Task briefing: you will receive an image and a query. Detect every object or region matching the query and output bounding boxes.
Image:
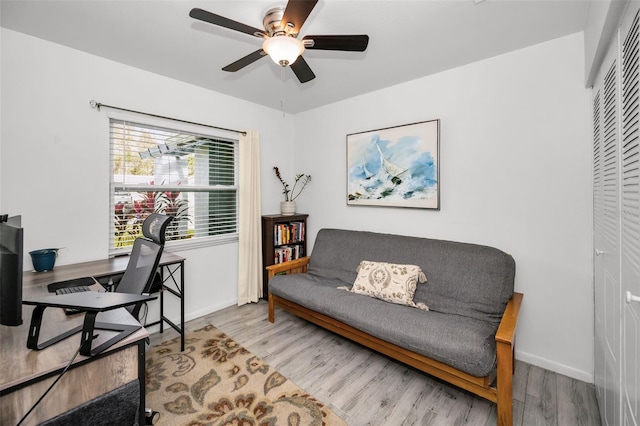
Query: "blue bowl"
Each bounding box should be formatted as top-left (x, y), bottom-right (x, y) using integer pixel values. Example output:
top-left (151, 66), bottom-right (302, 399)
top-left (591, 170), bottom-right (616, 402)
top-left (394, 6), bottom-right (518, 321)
top-left (29, 249), bottom-right (58, 272)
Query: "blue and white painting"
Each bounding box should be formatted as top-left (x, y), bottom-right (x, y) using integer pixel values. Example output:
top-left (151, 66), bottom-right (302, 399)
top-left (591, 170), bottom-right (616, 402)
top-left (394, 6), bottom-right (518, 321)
top-left (347, 120), bottom-right (439, 209)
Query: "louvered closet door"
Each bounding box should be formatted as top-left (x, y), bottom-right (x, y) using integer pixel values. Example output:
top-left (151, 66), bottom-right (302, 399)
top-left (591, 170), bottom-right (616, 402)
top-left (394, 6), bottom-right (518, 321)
top-left (593, 73), bottom-right (606, 416)
top-left (593, 31), bottom-right (622, 426)
top-left (621, 7), bottom-right (640, 425)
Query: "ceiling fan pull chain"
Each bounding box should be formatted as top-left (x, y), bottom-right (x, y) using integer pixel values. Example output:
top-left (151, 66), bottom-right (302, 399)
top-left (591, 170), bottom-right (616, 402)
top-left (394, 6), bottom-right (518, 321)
top-left (281, 67), bottom-right (285, 117)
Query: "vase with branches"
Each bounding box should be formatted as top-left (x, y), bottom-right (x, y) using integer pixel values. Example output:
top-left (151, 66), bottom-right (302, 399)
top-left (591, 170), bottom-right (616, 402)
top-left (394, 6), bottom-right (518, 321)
top-left (273, 167), bottom-right (311, 201)
top-left (274, 167), bottom-right (311, 215)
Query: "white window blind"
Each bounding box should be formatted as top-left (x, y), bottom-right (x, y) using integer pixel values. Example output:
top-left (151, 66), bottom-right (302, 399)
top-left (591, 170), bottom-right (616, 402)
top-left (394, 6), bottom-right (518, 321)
top-left (110, 119), bottom-right (238, 254)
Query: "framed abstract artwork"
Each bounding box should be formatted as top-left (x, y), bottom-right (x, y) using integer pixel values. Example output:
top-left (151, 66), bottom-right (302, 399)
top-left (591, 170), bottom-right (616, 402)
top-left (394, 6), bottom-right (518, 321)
top-left (347, 119), bottom-right (440, 209)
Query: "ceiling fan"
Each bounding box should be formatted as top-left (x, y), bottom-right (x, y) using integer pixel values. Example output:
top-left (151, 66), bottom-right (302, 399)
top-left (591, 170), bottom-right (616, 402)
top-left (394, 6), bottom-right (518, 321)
top-left (189, 0), bottom-right (369, 83)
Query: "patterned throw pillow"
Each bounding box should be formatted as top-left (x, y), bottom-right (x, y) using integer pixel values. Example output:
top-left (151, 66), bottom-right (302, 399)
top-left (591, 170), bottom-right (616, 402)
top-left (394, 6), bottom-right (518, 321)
top-left (339, 261), bottom-right (429, 311)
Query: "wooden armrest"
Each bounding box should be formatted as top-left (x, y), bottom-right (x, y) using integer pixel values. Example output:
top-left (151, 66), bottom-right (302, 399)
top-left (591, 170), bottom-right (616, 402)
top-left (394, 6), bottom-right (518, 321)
top-left (266, 256), bottom-right (311, 280)
top-left (495, 292), bottom-right (523, 345)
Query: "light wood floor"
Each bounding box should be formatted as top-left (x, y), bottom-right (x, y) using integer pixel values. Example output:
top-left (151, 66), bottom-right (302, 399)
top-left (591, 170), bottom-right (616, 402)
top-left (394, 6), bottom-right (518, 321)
top-left (148, 301), bottom-right (601, 426)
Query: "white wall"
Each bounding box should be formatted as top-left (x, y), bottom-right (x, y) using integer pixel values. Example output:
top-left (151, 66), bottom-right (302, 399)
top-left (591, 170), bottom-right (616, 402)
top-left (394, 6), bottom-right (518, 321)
top-left (0, 28), bottom-right (294, 322)
top-left (293, 33), bottom-right (594, 381)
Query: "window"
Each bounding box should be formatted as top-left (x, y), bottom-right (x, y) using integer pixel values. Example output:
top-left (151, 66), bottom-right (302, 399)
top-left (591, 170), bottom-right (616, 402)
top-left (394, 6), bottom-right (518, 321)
top-left (110, 118), bottom-right (238, 253)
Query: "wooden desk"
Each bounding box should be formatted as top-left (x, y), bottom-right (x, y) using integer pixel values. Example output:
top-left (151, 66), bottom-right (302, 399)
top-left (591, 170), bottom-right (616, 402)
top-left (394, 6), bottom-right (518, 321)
top-left (0, 282), bottom-right (147, 425)
top-left (0, 252), bottom-right (185, 425)
top-left (22, 251), bottom-right (186, 350)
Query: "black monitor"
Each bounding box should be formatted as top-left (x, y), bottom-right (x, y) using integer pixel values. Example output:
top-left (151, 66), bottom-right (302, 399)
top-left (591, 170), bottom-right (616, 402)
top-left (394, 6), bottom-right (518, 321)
top-left (0, 215), bottom-right (24, 326)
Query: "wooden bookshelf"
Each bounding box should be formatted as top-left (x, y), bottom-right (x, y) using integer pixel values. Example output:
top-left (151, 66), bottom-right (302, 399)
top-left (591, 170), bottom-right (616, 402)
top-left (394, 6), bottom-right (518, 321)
top-left (261, 213), bottom-right (308, 298)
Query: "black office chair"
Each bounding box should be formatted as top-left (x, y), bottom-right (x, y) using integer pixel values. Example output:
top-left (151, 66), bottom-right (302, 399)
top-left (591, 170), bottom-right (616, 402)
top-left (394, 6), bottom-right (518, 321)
top-left (115, 213), bottom-right (172, 321)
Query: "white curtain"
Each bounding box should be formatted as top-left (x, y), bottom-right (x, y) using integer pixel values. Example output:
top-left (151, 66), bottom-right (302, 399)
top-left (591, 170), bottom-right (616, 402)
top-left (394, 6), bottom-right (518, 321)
top-left (237, 130), bottom-right (263, 305)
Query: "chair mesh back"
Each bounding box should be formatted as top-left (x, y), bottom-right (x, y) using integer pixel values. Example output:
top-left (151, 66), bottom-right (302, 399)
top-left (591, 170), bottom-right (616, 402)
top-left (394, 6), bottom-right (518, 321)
top-left (116, 238), bottom-right (163, 296)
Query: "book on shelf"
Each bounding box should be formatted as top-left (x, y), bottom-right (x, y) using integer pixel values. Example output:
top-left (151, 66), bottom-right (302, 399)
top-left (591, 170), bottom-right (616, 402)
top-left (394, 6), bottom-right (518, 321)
top-left (274, 245), bottom-right (304, 264)
top-left (274, 221), bottom-right (305, 246)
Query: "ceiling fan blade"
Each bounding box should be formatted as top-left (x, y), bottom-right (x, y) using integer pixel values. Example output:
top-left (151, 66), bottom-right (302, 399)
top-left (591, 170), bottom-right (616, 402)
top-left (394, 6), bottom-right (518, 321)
top-left (222, 49), bottom-right (268, 72)
top-left (189, 8), bottom-right (267, 38)
top-left (290, 56), bottom-right (316, 83)
top-left (281, 0), bottom-right (319, 35)
top-left (303, 35), bottom-right (369, 51)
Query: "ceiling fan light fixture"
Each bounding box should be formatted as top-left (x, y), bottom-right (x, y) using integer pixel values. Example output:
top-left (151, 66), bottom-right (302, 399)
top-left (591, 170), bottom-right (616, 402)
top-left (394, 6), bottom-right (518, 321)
top-left (263, 35), bottom-right (305, 67)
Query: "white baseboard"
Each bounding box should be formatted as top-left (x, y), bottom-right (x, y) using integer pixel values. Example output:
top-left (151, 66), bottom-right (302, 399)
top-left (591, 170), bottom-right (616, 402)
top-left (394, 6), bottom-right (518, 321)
top-left (185, 299), bottom-right (237, 322)
top-left (145, 298), bottom-right (237, 336)
top-left (516, 349), bottom-right (594, 383)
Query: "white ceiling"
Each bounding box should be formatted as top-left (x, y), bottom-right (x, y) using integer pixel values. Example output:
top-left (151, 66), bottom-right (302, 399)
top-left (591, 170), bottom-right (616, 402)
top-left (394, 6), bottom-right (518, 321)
top-left (1, 0), bottom-right (589, 114)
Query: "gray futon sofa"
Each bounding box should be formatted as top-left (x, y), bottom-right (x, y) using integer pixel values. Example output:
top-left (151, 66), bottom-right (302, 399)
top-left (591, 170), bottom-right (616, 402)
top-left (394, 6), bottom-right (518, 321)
top-left (267, 228), bottom-right (523, 426)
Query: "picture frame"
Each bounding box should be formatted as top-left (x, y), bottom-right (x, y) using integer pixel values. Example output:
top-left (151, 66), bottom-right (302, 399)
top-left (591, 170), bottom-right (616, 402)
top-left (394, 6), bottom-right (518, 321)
top-left (347, 119), bottom-right (440, 209)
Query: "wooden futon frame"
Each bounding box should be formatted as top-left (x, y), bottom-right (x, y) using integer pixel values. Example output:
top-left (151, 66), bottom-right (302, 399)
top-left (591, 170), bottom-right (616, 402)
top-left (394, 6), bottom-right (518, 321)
top-left (267, 256), bottom-right (523, 426)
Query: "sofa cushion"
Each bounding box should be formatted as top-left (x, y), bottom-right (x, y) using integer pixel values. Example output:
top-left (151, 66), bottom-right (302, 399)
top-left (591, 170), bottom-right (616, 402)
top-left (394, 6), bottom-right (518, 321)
top-left (269, 274), bottom-right (498, 377)
top-left (343, 260), bottom-right (428, 310)
top-left (307, 229), bottom-right (515, 325)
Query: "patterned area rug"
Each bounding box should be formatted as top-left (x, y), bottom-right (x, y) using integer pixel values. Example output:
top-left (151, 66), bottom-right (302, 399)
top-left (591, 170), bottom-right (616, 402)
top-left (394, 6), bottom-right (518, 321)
top-left (145, 324), bottom-right (346, 426)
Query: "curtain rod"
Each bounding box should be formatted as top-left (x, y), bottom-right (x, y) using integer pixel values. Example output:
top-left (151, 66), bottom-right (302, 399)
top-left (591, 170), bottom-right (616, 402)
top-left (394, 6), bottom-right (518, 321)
top-left (89, 100), bottom-right (247, 136)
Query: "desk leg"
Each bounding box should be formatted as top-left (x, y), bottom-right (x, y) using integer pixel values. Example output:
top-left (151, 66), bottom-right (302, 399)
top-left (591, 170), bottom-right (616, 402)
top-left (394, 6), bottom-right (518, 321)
top-left (159, 282), bottom-right (164, 334)
top-left (158, 261), bottom-right (185, 352)
top-left (137, 339), bottom-right (146, 424)
top-left (180, 261), bottom-right (184, 351)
